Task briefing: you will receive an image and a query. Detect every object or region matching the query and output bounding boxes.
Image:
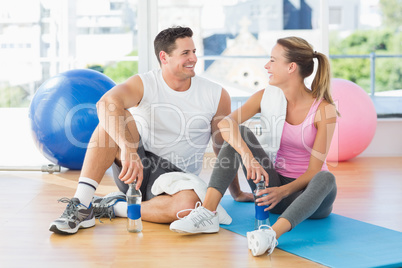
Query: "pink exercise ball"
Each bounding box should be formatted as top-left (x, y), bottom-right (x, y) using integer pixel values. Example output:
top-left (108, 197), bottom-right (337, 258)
top-left (327, 78), bottom-right (377, 162)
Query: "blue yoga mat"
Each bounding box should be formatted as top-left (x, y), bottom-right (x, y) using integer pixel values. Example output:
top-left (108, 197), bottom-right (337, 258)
top-left (220, 195), bottom-right (402, 268)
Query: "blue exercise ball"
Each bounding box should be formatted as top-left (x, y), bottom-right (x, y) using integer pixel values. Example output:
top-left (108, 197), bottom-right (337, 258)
top-left (29, 69), bottom-right (116, 170)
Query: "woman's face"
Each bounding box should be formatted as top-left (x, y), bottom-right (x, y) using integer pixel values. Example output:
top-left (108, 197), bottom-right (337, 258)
top-left (264, 44), bottom-right (292, 87)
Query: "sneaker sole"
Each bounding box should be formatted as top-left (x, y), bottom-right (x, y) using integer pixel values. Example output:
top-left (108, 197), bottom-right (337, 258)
top-left (247, 232), bottom-right (253, 250)
top-left (49, 218), bottom-right (95, 235)
top-left (247, 232), bottom-right (267, 257)
top-left (170, 226), bottom-right (220, 234)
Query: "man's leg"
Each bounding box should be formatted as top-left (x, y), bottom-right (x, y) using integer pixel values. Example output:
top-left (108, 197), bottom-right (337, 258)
top-left (109, 181), bottom-right (201, 223)
top-left (72, 124), bottom-right (121, 207)
top-left (80, 125), bottom-right (119, 183)
top-left (112, 149), bottom-right (201, 223)
top-left (141, 190), bottom-right (200, 223)
top-left (141, 152), bottom-right (201, 222)
top-left (49, 124), bottom-right (119, 234)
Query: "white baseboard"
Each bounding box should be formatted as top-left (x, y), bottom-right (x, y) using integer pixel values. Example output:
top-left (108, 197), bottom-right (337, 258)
top-left (360, 118), bottom-right (402, 157)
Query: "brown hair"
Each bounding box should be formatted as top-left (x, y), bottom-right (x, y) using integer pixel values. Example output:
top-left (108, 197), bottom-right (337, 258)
top-left (277, 36), bottom-right (338, 114)
top-left (154, 26), bottom-right (193, 65)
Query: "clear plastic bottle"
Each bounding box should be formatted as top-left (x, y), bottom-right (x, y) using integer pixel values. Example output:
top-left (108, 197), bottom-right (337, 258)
top-left (254, 176), bottom-right (271, 230)
top-left (126, 182), bottom-right (143, 233)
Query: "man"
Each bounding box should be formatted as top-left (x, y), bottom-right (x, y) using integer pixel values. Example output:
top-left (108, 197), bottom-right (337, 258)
top-left (49, 26), bottom-right (251, 235)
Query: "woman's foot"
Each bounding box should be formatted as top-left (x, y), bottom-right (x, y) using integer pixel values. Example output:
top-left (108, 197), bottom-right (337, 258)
top-left (247, 225), bottom-right (278, 256)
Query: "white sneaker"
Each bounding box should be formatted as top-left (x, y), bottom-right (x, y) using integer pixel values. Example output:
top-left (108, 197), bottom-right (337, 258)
top-left (247, 225), bottom-right (278, 256)
top-left (170, 202), bottom-right (219, 234)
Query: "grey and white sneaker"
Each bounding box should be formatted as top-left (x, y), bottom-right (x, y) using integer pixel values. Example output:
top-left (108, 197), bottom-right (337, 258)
top-left (247, 225), bottom-right (278, 256)
top-left (49, 197), bottom-right (95, 234)
top-left (92, 191), bottom-right (126, 220)
top-left (170, 202), bottom-right (219, 234)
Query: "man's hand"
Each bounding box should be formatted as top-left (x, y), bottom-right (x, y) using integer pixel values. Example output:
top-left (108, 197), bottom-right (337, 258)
top-left (119, 148), bottom-right (143, 189)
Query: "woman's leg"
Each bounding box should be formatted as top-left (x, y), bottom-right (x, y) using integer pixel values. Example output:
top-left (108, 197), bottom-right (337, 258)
top-left (205, 126), bottom-right (282, 210)
top-left (278, 171), bottom-right (337, 230)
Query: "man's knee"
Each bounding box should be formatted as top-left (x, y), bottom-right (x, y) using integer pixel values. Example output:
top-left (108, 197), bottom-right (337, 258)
top-left (172, 190), bottom-right (200, 217)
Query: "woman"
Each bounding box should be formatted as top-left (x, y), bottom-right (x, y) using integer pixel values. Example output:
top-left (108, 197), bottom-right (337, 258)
top-left (170, 36), bottom-right (338, 257)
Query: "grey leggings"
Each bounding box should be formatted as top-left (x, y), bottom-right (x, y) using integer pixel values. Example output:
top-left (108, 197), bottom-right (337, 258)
top-left (208, 125), bottom-right (337, 229)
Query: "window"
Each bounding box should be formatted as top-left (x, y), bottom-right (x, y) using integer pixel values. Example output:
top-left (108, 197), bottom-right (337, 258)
top-left (153, 0), bottom-right (324, 103)
top-left (329, 7), bottom-right (342, 25)
top-left (0, 0), bottom-right (138, 108)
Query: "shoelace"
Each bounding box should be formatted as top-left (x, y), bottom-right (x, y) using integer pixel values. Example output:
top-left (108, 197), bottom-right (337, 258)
top-left (175, 201), bottom-right (215, 228)
top-left (93, 198), bottom-right (115, 223)
top-left (258, 224), bottom-right (272, 230)
top-left (175, 201), bottom-right (202, 220)
top-left (58, 198), bottom-right (79, 219)
top-left (258, 224), bottom-right (278, 255)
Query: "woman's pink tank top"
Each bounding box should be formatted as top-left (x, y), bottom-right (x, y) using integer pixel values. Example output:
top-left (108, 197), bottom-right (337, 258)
top-left (274, 98), bottom-right (329, 178)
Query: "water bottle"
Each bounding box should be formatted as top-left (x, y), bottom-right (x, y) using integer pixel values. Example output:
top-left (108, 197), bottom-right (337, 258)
top-left (254, 176), bottom-right (270, 230)
top-left (126, 182), bottom-right (143, 233)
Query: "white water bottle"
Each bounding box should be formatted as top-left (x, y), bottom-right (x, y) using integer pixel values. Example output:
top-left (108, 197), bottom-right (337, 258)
top-left (126, 182), bottom-right (143, 233)
top-left (254, 177), bottom-right (271, 230)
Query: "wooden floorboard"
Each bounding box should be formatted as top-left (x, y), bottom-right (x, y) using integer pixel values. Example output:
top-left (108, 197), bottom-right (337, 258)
top-left (0, 157), bottom-right (401, 267)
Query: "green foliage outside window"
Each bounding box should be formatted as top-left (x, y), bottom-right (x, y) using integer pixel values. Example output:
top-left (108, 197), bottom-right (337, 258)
top-left (379, 0), bottom-right (402, 31)
top-left (103, 50), bottom-right (139, 84)
top-left (0, 84), bottom-right (30, 107)
top-left (330, 29), bottom-right (402, 93)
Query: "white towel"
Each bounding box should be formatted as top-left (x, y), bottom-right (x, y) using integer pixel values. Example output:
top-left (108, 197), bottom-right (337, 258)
top-left (151, 172), bottom-right (232, 225)
top-left (257, 85), bottom-right (287, 162)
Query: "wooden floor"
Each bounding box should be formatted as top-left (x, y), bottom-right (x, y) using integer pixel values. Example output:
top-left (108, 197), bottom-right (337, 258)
top-left (0, 157), bottom-right (401, 267)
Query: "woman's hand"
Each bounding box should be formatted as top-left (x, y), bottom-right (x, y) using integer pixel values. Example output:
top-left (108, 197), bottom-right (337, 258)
top-left (255, 186), bottom-right (287, 211)
top-left (242, 154), bottom-right (269, 185)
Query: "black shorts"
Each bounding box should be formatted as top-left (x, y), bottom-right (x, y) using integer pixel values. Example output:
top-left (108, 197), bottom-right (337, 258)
top-left (112, 138), bottom-right (182, 201)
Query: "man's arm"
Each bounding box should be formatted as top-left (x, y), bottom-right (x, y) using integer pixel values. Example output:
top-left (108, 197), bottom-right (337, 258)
top-left (96, 75), bottom-right (144, 189)
top-left (211, 88), bottom-right (253, 202)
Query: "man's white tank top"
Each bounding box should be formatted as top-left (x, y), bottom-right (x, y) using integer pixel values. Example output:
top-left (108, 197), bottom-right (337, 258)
top-left (130, 69), bottom-right (222, 175)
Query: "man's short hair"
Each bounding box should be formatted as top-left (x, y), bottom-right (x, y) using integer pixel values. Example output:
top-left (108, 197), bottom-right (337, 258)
top-left (154, 26), bottom-right (193, 65)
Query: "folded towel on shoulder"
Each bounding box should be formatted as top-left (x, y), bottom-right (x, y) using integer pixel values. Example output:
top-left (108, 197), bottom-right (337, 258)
top-left (258, 85), bottom-right (287, 162)
top-left (151, 172), bottom-right (232, 225)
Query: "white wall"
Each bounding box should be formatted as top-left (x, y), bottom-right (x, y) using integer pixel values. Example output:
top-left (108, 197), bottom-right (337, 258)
top-left (360, 119), bottom-right (402, 157)
top-left (0, 109), bottom-right (400, 168)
